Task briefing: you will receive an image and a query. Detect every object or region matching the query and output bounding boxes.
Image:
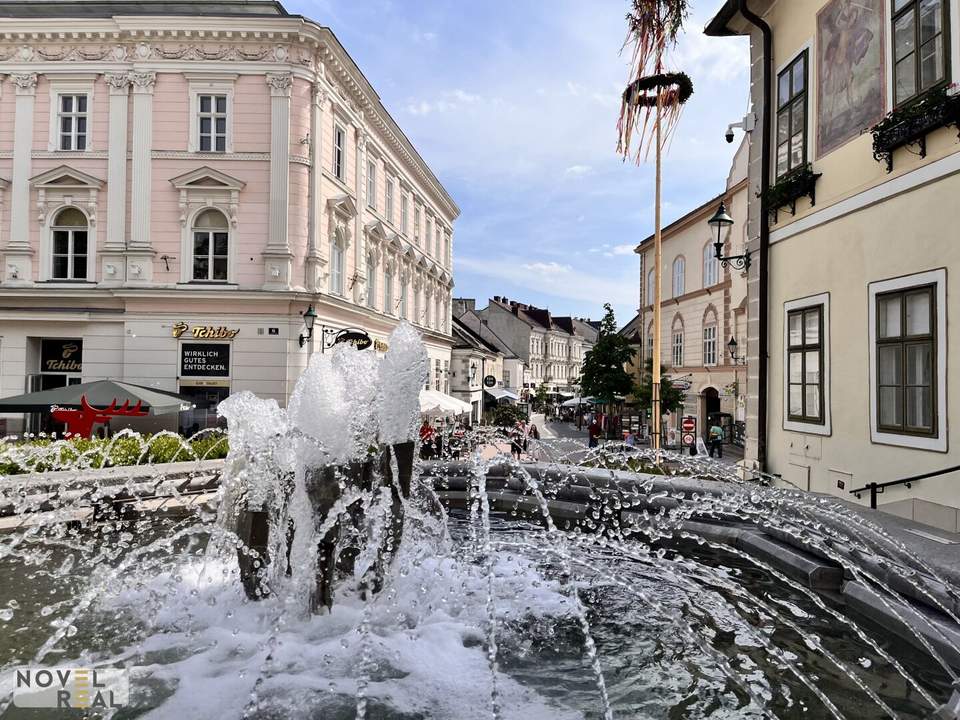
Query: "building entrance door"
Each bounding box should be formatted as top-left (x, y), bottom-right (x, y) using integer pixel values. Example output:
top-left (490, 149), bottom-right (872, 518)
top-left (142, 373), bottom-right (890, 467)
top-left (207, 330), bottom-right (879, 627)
top-left (700, 387), bottom-right (720, 440)
top-left (178, 385), bottom-right (230, 435)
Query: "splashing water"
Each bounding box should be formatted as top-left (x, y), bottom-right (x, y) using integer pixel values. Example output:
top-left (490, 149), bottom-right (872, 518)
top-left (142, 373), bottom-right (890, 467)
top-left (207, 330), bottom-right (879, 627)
top-left (0, 324), bottom-right (957, 719)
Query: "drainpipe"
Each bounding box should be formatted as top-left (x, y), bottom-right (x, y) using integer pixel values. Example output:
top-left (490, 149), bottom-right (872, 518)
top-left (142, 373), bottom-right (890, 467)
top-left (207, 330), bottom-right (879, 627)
top-left (738, 0), bottom-right (771, 471)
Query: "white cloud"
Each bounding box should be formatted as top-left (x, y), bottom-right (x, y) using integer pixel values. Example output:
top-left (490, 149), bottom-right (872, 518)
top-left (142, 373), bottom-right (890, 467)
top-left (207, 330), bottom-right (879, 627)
top-left (564, 164), bottom-right (593, 177)
top-left (611, 244), bottom-right (635, 255)
top-left (521, 261), bottom-right (572, 274)
top-left (405, 89), bottom-right (482, 116)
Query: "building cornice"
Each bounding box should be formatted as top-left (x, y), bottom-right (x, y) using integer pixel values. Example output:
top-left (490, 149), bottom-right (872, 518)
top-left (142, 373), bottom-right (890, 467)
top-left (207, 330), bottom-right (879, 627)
top-left (0, 17), bottom-right (460, 222)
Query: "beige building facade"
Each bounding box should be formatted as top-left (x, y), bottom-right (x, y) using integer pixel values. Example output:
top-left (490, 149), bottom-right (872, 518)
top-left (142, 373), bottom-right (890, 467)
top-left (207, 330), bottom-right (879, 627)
top-left (709, 0), bottom-right (960, 532)
top-left (632, 138), bottom-right (750, 443)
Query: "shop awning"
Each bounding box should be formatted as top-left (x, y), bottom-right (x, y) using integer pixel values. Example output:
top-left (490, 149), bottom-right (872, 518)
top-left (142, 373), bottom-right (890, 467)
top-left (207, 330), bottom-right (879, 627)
top-left (0, 380), bottom-right (194, 415)
top-left (561, 396), bottom-right (595, 408)
top-left (419, 389), bottom-right (472, 416)
top-left (484, 388), bottom-right (519, 402)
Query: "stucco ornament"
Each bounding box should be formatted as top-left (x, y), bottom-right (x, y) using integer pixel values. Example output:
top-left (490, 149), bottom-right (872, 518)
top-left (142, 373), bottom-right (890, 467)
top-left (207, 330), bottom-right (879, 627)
top-left (11, 73), bottom-right (38, 92)
top-left (266, 72), bottom-right (293, 96)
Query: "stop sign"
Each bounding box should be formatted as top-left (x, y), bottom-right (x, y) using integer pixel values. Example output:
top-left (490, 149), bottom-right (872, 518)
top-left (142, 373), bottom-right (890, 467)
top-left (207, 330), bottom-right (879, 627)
top-left (681, 416), bottom-right (696, 432)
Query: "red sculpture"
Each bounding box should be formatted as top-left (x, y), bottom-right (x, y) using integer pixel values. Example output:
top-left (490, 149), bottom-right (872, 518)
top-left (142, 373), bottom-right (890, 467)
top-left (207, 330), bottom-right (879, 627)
top-left (51, 396), bottom-right (149, 438)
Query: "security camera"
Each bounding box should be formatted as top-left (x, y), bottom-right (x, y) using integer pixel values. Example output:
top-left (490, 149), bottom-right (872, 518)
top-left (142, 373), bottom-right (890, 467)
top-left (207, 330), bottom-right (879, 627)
top-left (725, 128), bottom-right (735, 144)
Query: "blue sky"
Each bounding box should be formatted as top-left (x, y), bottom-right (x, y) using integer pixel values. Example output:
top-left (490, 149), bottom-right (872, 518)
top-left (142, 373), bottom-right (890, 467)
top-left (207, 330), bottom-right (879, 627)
top-left (288, 0), bottom-right (750, 326)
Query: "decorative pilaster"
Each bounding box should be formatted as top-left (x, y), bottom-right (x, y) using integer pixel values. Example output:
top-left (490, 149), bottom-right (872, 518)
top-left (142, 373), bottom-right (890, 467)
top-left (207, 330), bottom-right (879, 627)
top-left (127, 71), bottom-right (156, 283)
top-left (263, 72), bottom-right (293, 290)
top-left (6, 73), bottom-right (38, 285)
top-left (102, 72), bottom-right (131, 285)
top-left (353, 126), bottom-right (367, 305)
top-left (305, 83), bottom-right (326, 291)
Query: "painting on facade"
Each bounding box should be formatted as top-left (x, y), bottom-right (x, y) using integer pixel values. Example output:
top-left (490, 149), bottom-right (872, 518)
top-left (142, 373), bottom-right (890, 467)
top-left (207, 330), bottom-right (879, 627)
top-left (816, 0), bottom-right (885, 157)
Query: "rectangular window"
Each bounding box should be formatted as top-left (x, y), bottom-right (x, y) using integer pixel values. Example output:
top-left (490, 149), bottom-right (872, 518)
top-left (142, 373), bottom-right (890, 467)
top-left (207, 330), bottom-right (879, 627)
top-left (703, 325), bottom-right (717, 366)
top-left (333, 124), bottom-right (345, 180)
top-left (385, 179), bottom-right (395, 221)
top-left (52, 228), bottom-right (88, 279)
top-left (787, 305), bottom-right (824, 424)
top-left (329, 241), bottom-right (344, 296)
top-left (192, 230), bottom-right (228, 281)
top-left (776, 51), bottom-right (807, 178)
top-left (384, 269), bottom-right (394, 315)
top-left (445, 233), bottom-right (451, 266)
top-left (703, 243), bottom-right (718, 287)
top-left (401, 193), bottom-right (409, 234)
top-left (435, 226), bottom-right (441, 258)
top-left (58, 94), bottom-right (88, 151)
top-left (426, 216), bottom-right (433, 254)
top-left (198, 95), bottom-right (227, 153)
top-left (435, 359), bottom-right (442, 391)
top-left (400, 280), bottom-right (408, 319)
top-left (367, 161), bottom-right (377, 209)
top-left (672, 330), bottom-right (683, 367)
top-left (414, 208), bottom-right (421, 245)
top-left (876, 284), bottom-right (936, 435)
top-left (893, 0), bottom-right (948, 107)
top-left (366, 257), bottom-right (376, 309)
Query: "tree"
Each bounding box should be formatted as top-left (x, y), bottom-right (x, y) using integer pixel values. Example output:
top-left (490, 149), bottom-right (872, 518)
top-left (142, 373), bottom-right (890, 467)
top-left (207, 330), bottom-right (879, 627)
top-left (492, 403), bottom-right (527, 427)
top-left (578, 304), bottom-right (635, 404)
top-left (635, 357), bottom-right (686, 416)
top-left (533, 384), bottom-right (549, 412)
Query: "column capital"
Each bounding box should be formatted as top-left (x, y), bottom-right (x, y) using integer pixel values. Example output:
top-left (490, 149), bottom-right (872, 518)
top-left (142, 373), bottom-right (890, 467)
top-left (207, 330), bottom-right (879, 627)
top-left (104, 72), bottom-right (132, 96)
top-left (129, 71), bottom-right (156, 94)
top-left (11, 73), bottom-right (38, 96)
top-left (312, 83), bottom-right (328, 107)
top-left (266, 72), bottom-right (292, 97)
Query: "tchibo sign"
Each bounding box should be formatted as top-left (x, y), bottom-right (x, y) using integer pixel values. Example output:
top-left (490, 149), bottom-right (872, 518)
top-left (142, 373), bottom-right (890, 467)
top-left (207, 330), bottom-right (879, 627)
top-left (10, 667), bottom-right (129, 709)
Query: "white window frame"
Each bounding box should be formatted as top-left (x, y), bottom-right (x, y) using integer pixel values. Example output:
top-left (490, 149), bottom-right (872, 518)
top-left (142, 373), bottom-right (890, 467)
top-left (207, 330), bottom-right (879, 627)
top-left (414, 207), bottom-right (421, 245)
top-left (384, 264), bottom-right (394, 315)
top-left (366, 254), bottom-right (377, 309)
top-left (672, 327), bottom-right (684, 367)
top-left (47, 77), bottom-right (96, 152)
top-left (333, 123), bottom-right (346, 181)
top-left (672, 256), bottom-right (685, 297)
top-left (329, 231), bottom-right (346, 296)
top-left (385, 177), bottom-right (395, 223)
top-left (869, 269), bottom-right (946, 451)
top-left (401, 192), bottom-right (409, 235)
top-left (703, 241), bottom-right (718, 287)
top-left (425, 215), bottom-right (433, 254)
top-left (703, 323), bottom-right (717, 366)
top-left (367, 160), bottom-right (377, 210)
top-left (399, 277), bottom-right (408, 319)
top-left (189, 208), bottom-right (232, 283)
top-left (47, 207), bottom-right (92, 281)
top-left (646, 268), bottom-right (655, 305)
top-left (783, 292), bottom-right (832, 436)
top-left (186, 75), bottom-right (237, 154)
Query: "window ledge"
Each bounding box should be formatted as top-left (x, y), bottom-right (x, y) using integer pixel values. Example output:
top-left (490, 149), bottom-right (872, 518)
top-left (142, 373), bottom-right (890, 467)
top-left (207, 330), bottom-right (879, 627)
top-left (176, 282), bottom-right (238, 290)
top-left (39, 280), bottom-right (95, 286)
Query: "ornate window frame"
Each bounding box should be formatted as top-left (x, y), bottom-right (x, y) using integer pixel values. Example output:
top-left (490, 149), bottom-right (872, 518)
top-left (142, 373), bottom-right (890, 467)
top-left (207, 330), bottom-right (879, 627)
top-left (47, 74), bottom-right (96, 153)
top-left (185, 73), bottom-right (238, 154)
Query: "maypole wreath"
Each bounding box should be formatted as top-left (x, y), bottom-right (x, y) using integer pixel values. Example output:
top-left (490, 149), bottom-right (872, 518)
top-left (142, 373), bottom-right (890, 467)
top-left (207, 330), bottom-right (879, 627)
top-left (616, 0), bottom-right (693, 162)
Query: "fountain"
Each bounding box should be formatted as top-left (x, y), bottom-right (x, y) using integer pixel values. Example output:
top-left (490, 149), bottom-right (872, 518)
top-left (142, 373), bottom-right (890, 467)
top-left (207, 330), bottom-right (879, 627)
top-left (0, 323), bottom-right (958, 719)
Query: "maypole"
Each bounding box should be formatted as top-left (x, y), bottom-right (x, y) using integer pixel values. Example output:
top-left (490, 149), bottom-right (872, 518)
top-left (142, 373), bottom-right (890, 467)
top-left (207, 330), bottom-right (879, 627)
top-left (617, 0), bottom-right (692, 461)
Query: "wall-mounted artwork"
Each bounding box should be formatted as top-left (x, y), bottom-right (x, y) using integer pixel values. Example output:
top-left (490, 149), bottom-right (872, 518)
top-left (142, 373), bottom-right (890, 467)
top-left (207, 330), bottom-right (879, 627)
top-left (817, 0), bottom-right (885, 157)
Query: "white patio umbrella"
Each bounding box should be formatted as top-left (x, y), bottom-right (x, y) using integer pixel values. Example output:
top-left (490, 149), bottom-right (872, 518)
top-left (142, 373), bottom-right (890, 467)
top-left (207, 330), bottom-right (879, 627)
top-left (561, 396), bottom-right (594, 408)
top-left (419, 389), bottom-right (472, 416)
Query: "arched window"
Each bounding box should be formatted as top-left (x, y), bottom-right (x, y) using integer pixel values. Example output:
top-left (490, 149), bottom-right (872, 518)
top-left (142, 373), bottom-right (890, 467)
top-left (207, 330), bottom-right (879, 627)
top-left (703, 242), bottom-right (718, 287)
top-left (51, 207), bottom-right (88, 280)
top-left (672, 256), bottom-right (685, 297)
top-left (329, 230), bottom-right (345, 296)
top-left (672, 319), bottom-right (684, 367)
top-left (192, 209), bottom-right (229, 281)
top-left (384, 263), bottom-right (394, 314)
top-left (703, 309), bottom-right (718, 366)
top-left (646, 268), bottom-right (655, 305)
top-left (366, 254), bottom-right (377, 309)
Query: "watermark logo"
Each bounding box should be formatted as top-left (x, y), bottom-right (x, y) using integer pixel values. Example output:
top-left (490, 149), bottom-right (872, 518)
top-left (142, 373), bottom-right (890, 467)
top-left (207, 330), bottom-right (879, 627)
top-left (10, 667), bottom-right (129, 709)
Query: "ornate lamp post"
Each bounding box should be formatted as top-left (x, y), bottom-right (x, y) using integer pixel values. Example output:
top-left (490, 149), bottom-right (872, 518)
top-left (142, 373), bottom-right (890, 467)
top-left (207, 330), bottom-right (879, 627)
top-left (298, 304), bottom-right (318, 348)
top-left (727, 336), bottom-right (746, 364)
top-left (708, 201), bottom-right (751, 271)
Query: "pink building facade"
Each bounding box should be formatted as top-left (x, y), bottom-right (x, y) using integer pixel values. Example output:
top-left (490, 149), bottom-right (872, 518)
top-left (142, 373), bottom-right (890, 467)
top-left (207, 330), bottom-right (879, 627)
top-left (0, 1), bottom-right (458, 434)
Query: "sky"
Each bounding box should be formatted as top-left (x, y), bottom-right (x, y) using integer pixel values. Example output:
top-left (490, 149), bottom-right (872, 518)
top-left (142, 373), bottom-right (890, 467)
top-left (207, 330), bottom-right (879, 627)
top-left (286, 0), bottom-right (751, 326)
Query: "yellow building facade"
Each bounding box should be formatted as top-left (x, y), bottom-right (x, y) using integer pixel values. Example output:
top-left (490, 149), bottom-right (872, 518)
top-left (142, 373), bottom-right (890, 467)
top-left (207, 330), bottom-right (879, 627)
top-left (709, 0), bottom-right (960, 532)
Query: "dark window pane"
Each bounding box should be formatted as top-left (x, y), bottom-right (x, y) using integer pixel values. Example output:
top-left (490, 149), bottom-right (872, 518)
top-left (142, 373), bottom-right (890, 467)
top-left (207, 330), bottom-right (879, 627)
top-left (200, 117), bottom-right (211, 134)
top-left (60, 134), bottom-right (71, 150)
top-left (777, 109), bottom-right (790, 145)
top-left (193, 257), bottom-right (209, 280)
top-left (895, 10), bottom-right (916, 61)
top-left (72, 256), bottom-right (86, 279)
top-left (76, 134), bottom-right (86, 151)
top-left (215, 96), bottom-right (226, 113)
top-left (76, 95), bottom-right (87, 113)
top-left (215, 136), bottom-right (226, 152)
top-left (215, 117), bottom-right (226, 134)
top-left (919, 0), bottom-right (942, 44)
top-left (896, 55), bottom-right (918, 104)
top-left (53, 231), bottom-right (69, 255)
top-left (778, 72), bottom-right (790, 107)
top-left (791, 98), bottom-right (805, 136)
top-left (213, 233), bottom-right (228, 255)
top-left (194, 232), bottom-right (209, 255)
top-left (76, 117), bottom-right (86, 133)
top-left (61, 95), bottom-right (72, 112)
top-left (792, 57), bottom-right (805, 94)
top-left (200, 95), bottom-right (211, 113)
top-left (73, 231), bottom-right (87, 255)
top-left (777, 142), bottom-right (789, 177)
top-left (212, 258), bottom-right (228, 280)
top-left (61, 116), bottom-right (72, 134)
top-left (53, 256), bottom-right (69, 279)
top-left (879, 386), bottom-right (902, 426)
top-left (920, 35), bottom-right (944, 89)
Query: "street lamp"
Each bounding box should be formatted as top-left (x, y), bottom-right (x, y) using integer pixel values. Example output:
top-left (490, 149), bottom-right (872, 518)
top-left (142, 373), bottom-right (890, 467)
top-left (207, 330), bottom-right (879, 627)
top-left (708, 200), bottom-right (751, 271)
top-left (299, 304), bottom-right (318, 347)
top-left (727, 336), bottom-right (746, 365)
top-left (469, 362), bottom-right (477, 383)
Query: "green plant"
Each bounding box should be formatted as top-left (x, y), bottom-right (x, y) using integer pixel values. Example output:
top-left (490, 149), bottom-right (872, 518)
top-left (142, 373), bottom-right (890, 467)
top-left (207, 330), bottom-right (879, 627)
top-left (492, 404), bottom-right (527, 428)
top-left (190, 432), bottom-right (230, 460)
top-left (635, 357), bottom-right (686, 416)
top-left (578, 304), bottom-right (635, 404)
top-left (146, 433), bottom-right (196, 464)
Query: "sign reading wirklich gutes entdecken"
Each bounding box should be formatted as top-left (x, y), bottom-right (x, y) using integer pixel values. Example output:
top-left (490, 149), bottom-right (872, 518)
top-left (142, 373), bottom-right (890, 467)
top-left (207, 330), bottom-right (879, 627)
top-left (180, 344), bottom-right (230, 377)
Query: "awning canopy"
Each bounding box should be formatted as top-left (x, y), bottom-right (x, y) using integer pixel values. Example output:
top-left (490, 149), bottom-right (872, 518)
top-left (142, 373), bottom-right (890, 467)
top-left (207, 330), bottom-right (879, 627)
top-left (561, 396), bottom-right (595, 408)
top-left (484, 387), bottom-right (519, 402)
top-left (419, 389), bottom-right (472, 416)
top-left (0, 380), bottom-right (194, 415)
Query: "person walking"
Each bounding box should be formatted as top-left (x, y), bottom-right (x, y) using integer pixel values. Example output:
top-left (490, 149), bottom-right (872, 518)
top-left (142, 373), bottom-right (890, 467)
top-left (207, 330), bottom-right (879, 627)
top-left (419, 419), bottom-right (436, 460)
top-left (510, 420), bottom-right (525, 460)
top-left (708, 422), bottom-right (724, 459)
top-left (588, 418), bottom-right (601, 448)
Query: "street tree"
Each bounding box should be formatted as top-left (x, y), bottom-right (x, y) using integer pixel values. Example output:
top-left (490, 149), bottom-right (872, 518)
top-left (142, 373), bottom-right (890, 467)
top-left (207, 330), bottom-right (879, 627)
top-left (578, 304), bottom-right (635, 404)
top-left (635, 357), bottom-right (686, 416)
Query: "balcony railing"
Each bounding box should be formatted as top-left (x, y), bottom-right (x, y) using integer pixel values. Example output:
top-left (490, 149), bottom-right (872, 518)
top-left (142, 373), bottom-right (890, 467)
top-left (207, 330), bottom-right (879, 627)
top-left (872, 88), bottom-right (960, 172)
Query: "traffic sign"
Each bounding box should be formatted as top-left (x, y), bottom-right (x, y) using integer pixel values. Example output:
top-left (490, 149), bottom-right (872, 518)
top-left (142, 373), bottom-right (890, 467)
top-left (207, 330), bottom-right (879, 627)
top-left (681, 432), bottom-right (695, 447)
top-left (681, 416), bottom-right (696, 432)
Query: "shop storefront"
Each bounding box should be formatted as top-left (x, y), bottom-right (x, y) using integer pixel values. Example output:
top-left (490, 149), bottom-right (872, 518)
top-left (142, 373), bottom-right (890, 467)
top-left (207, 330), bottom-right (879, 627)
top-left (178, 341), bottom-right (232, 434)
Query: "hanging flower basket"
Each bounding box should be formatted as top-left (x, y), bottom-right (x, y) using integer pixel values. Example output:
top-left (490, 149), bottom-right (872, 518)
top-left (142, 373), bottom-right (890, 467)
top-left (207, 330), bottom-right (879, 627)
top-left (622, 71), bottom-right (693, 108)
top-left (871, 86), bottom-right (960, 172)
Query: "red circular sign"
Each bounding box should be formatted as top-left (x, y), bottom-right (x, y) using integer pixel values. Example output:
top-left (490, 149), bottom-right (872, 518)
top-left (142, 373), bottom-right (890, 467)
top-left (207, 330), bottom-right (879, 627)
top-left (681, 417), bottom-right (695, 432)
top-left (682, 432), bottom-right (695, 446)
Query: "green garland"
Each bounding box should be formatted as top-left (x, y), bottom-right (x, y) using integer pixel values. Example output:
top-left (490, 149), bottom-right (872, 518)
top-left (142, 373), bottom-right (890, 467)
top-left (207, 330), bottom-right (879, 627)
top-left (622, 71), bottom-right (693, 108)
